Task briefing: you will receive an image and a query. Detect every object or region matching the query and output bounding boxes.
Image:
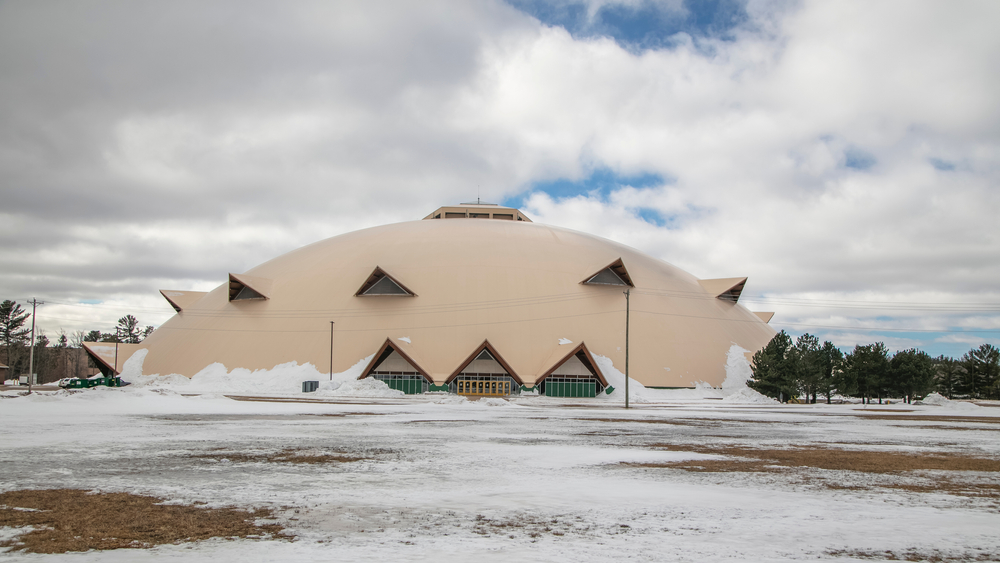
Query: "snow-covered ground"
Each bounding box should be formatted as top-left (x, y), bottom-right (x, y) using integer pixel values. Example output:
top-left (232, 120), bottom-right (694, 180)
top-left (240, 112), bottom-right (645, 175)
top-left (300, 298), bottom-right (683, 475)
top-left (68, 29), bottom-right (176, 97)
top-left (1, 381), bottom-right (998, 562)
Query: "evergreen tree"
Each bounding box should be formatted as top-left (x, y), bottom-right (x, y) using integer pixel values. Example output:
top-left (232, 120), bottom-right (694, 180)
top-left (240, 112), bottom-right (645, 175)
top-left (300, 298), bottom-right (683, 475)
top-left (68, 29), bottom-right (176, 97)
top-left (791, 333), bottom-right (822, 403)
top-left (84, 330), bottom-right (101, 342)
top-left (844, 343), bottom-right (889, 404)
top-left (1, 300), bottom-right (31, 375)
top-left (117, 315), bottom-right (141, 344)
top-left (817, 341), bottom-right (844, 404)
top-left (749, 330), bottom-right (797, 401)
top-left (931, 356), bottom-right (964, 398)
top-left (889, 348), bottom-right (934, 403)
top-left (964, 344), bottom-right (1000, 400)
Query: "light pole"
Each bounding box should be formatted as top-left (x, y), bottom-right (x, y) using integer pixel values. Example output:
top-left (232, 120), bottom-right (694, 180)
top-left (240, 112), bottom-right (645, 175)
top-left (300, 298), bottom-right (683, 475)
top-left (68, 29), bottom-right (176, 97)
top-left (27, 298), bottom-right (42, 392)
top-left (624, 288), bottom-right (630, 409)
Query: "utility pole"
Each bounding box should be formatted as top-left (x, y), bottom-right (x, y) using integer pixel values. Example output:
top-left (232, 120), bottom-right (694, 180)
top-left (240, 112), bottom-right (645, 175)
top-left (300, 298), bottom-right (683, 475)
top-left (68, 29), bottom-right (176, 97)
top-left (27, 298), bottom-right (43, 392)
top-left (114, 327), bottom-right (120, 378)
top-left (329, 322), bottom-right (335, 381)
top-left (624, 289), bottom-right (630, 409)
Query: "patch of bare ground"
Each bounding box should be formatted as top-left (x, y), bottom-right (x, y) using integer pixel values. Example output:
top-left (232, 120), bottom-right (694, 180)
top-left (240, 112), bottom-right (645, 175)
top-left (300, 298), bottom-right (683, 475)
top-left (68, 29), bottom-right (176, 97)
top-left (854, 409), bottom-right (917, 412)
top-left (0, 489), bottom-right (285, 554)
top-left (826, 548), bottom-right (1000, 561)
top-left (578, 417), bottom-right (786, 426)
top-left (885, 480), bottom-right (1000, 498)
top-left (405, 419), bottom-right (478, 424)
top-left (848, 415), bottom-right (1000, 424)
top-left (195, 448), bottom-right (368, 464)
top-left (632, 444), bottom-right (1000, 473)
top-left (471, 514), bottom-right (592, 540)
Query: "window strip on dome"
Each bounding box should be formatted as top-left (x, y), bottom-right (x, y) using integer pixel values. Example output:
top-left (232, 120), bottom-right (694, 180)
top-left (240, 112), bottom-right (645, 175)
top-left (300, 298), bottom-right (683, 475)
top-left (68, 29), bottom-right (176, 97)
top-left (355, 267), bottom-right (416, 297)
top-left (581, 258), bottom-right (634, 287)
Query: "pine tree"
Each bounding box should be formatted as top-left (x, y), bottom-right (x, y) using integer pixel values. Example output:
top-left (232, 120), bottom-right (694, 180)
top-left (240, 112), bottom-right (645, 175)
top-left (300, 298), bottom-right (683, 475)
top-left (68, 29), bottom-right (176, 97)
top-left (1, 300), bottom-right (31, 374)
top-left (889, 348), bottom-right (934, 403)
top-left (749, 330), bottom-right (797, 401)
top-left (844, 343), bottom-right (889, 404)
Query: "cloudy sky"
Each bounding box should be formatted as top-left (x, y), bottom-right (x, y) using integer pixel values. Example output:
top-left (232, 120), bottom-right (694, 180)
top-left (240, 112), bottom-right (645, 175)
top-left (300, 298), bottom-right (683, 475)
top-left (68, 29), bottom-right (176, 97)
top-left (1, 0), bottom-right (998, 357)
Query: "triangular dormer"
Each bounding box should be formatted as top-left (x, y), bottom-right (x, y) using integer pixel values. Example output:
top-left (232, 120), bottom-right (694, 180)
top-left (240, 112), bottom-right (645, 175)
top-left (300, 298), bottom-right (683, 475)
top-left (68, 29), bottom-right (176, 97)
top-left (446, 340), bottom-right (523, 385)
top-left (360, 338), bottom-right (431, 381)
top-left (159, 290), bottom-right (207, 312)
top-left (581, 258), bottom-right (634, 287)
top-left (539, 342), bottom-right (608, 387)
top-left (228, 274), bottom-right (272, 302)
top-left (356, 267), bottom-right (416, 297)
top-left (698, 277), bottom-right (747, 303)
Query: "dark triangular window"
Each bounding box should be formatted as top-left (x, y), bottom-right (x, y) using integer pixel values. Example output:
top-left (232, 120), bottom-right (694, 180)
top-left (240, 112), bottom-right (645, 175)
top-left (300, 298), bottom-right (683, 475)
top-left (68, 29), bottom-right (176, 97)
top-left (586, 268), bottom-right (628, 286)
top-left (364, 276), bottom-right (408, 295)
top-left (233, 286), bottom-right (265, 301)
top-left (582, 259), bottom-right (634, 287)
top-left (356, 267), bottom-right (416, 297)
top-left (475, 349), bottom-right (494, 362)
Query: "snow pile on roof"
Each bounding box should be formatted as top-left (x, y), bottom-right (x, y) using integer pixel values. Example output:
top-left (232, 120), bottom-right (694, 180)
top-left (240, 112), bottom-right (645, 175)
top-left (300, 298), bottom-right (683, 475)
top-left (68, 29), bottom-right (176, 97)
top-left (919, 392), bottom-right (980, 410)
top-left (722, 387), bottom-right (779, 404)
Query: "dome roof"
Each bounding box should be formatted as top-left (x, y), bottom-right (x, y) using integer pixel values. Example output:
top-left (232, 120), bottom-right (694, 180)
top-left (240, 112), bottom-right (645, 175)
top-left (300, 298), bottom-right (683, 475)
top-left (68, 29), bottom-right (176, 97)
top-left (136, 209), bottom-right (775, 387)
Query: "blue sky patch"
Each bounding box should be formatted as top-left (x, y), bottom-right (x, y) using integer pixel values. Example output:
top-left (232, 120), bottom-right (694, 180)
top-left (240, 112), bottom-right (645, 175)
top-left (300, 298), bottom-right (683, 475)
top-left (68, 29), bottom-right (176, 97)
top-left (504, 167), bottom-right (666, 208)
top-left (506, 0), bottom-right (750, 51)
top-left (929, 158), bottom-right (956, 171)
top-left (78, 299), bottom-right (103, 305)
top-left (844, 146), bottom-right (876, 170)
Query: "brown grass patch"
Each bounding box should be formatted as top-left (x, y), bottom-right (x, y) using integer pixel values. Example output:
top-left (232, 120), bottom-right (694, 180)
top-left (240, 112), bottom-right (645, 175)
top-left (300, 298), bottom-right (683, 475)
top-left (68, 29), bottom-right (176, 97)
top-left (0, 489), bottom-right (284, 554)
top-left (848, 415), bottom-right (1000, 424)
top-left (826, 548), bottom-right (1000, 561)
top-left (638, 444), bottom-right (1000, 473)
top-left (885, 480), bottom-right (1000, 498)
top-left (196, 449), bottom-right (366, 465)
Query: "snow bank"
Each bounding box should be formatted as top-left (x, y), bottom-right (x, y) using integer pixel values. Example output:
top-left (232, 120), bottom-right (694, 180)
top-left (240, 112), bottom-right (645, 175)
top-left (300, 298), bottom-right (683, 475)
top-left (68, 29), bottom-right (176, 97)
top-left (721, 387), bottom-right (779, 404)
top-left (721, 343), bottom-right (752, 390)
top-left (919, 392), bottom-right (980, 410)
top-left (314, 377), bottom-right (404, 398)
top-left (126, 351), bottom-right (381, 396)
top-left (592, 353), bottom-right (653, 403)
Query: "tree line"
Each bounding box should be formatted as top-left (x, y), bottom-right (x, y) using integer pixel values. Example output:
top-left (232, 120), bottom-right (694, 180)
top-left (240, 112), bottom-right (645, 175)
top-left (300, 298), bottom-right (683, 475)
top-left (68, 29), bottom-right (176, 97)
top-left (1, 299), bottom-right (154, 382)
top-left (749, 330), bottom-right (1000, 404)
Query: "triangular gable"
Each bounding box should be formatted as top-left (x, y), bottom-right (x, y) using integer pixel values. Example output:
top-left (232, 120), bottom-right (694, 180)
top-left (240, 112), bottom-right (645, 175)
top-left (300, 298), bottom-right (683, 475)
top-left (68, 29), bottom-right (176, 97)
top-left (159, 290), bottom-right (207, 313)
top-left (537, 342), bottom-right (608, 387)
top-left (446, 340), bottom-right (523, 385)
top-left (754, 312), bottom-right (774, 324)
top-left (355, 267), bottom-right (416, 296)
top-left (82, 342), bottom-right (144, 375)
top-left (581, 258), bottom-right (634, 287)
top-left (360, 338), bottom-right (431, 382)
top-left (229, 273), bottom-right (272, 301)
top-left (698, 277), bottom-right (747, 303)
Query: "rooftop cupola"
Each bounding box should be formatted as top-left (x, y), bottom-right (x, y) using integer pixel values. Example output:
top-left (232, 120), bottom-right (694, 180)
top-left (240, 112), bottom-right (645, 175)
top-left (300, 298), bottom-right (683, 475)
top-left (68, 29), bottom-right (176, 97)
top-left (424, 201), bottom-right (531, 222)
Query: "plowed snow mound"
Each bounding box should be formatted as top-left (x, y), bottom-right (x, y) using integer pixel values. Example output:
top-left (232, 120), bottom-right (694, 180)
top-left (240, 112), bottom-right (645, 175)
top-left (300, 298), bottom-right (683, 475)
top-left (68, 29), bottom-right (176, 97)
top-left (919, 392), bottom-right (980, 410)
top-left (722, 387), bottom-right (778, 404)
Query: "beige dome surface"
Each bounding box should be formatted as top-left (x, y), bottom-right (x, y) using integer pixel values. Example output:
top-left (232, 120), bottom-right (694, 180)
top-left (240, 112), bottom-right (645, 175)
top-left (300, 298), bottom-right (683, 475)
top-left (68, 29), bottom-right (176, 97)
top-left (136, 214), bottom-right (775, 387)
